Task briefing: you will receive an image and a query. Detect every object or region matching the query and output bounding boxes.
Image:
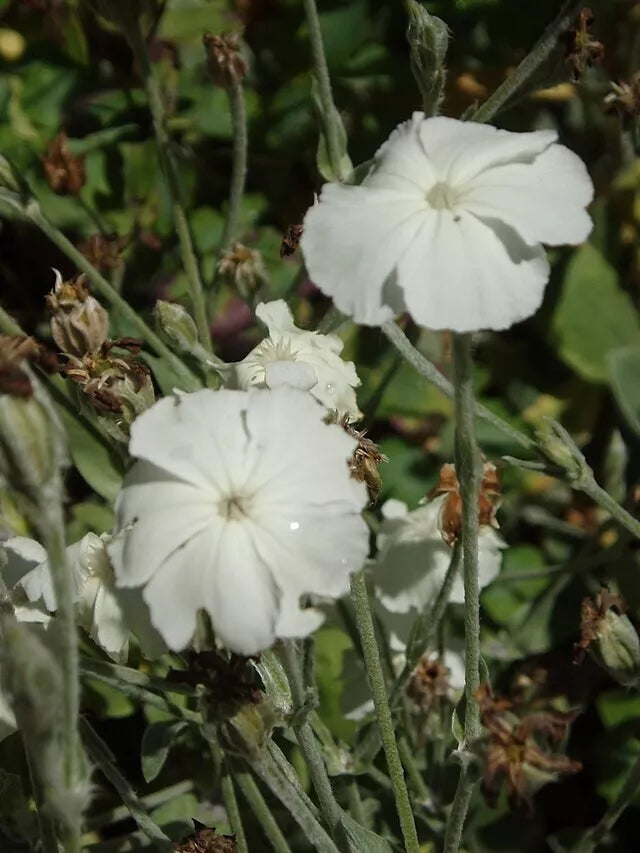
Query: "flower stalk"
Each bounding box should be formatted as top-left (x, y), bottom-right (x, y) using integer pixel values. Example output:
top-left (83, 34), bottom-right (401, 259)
top-left (221, 79), bottom-right (248, 250)
top-left (349, 570), bottom-right (420, 853)
top-left (235, 768), bottom-right (293, 853)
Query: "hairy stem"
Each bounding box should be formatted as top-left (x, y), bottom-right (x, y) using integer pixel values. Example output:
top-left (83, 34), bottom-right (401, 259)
top-left (24, 744), bottom-right (59, 853)
top-left (235, 769), bottom-right (292, 853)
top-left (211, 740), bottom-right (248, 853)
top-left (580, 476), bottom-right (640, 542)
top-left (220, 79), bottom-right (248, 249)
top-left (443, 333), bottom-right (482, 853)
top-left (350, 570), bottom-right (420, 853)
top-left (472, 0), bottom-right (584, 123)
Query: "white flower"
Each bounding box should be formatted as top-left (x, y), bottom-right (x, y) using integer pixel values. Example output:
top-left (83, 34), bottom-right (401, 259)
top-left (2, 533), bottom-right (130, 660)
top-left (217, 300), bottom-right (361, 419)
top-left (301, 114), bottom-right (594, 332)
top-left (372, 496), bottom-right (505, 614)
top-left (108, 386), bottom-right (369, 655)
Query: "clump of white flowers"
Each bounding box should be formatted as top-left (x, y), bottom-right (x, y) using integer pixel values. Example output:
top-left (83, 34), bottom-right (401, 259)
top-left (108, 386), bottom-right (370, 655)
top-left (217, 300), bottom-right (361, 418)
top-left (301, 113), bottom-right (594, 332)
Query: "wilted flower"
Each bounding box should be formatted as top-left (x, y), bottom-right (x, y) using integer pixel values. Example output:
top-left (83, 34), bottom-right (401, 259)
top-left (109, 387), bottom-right (369, 655)
top-left (477, 683), bottom-right (582, 809)
top-left (3, 533), bottom-right (130, 660)
top-left (604, 73), bottom-right (640, 118)
top-left (203, 32), bottom-right (247, 87)
top-left (429, 460), bottom-right (501, 545)
top-left (41, 131), bottom-right (85, 196)
top-left (46, 270), bottom-right (110, 357)
top-left (217, 300), bottom-right (361, 419)
top-left (372, 495), bottom-right (504, 614)
top-left (301, 114), bottom-right (593, 332)
top-left (564, 8), bottom-right (604, 81)
top-left (330, 413), bottom-right (386, 503)
top-left (575, 587), bottom-right (640, 687)
top-left (77, 234), bottom-right (125, 272)
top-left (217, 243), bottom-right (268, 300)
top-left (175, 822), bottom-right (237, 853)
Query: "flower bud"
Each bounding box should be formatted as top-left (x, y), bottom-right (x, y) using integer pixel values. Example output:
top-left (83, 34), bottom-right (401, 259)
top-left (203, 32), bottom-right (247, 88)
top-left (46, 270), bottom-right (110, 357)
top-left (577, 589), bottom-right (640, 687)
top-left (154, 300), bottom-right (199, 355)
top-left (406, 0), bottom-right (449, 116)
top-left (217, 243), bottom-right (268, 300)
top-left (41, 132), bottom-right (85, 196)
top-left (536, 418), bottom-right (589, 483)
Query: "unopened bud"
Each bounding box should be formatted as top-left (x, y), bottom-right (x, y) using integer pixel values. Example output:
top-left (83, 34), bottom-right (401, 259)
top-left (576, 588), bottom-right (640, 687)
top-left (154, 300), bottom-right (199, 355)
top-left (406, 0), bottom-right (449, 116)
top-left (217, 243), bottom-right (268, 300)
top-left (203, 32), bottom-right (247, 88)
top-left (46, 270), bottom-right (110, 357)
top-left (41, 132), bottom-right (85, 196)
top-left (536, 418), bottom-right (589, 483)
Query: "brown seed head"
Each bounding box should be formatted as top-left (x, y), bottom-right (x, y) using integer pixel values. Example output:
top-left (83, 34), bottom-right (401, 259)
top-left (604, 73), bottom-right (640, 118)
top-left (574, 586), bottom-right (627, 663)
top-left (406, 655), bottom-right (451, 713)
top-left (565, 8), bottom-right (604, 81)
top-left (42, 132), bottom-right (86, 196)
top-left (217, 243), bottom-right (267, 299)
top-left (203, 32), bottom-right (247, 88)
top-left (78, 234), bottom-right (126, 271)
top-left (175, 823), bottom-right (237, 853)
top-left (46, 271), bottom-right (109, 357)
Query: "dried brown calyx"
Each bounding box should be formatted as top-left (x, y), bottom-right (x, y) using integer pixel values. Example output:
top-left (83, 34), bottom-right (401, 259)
top-left (42, 131), bottom-right (86, 196)
top-left (428, 460), bottom-right (501, 545)
top-left (565, 8), bottom-right (604, 81)
top-left (203, 32), bottom-right (247, 88)
top-left (330, 413), bottom-right (386, 503)
top-left (175, 822), bottom-right (236, 853)
top-left (604, 73), bottom-right (640, 119)
top-left (78, 234), bottom-right (126, 272)
top-left (0, 335), bottom-right (40, 397)
top-left (406, 655), bottom-right (451, 714)
top-left (167, 650), bottom-right (262, 719)
top-left (46, 271), bottom-right (110, 357)
top-left (217, 243), bottom-right (267, 299)
top-left (476, 683), bottom-right (582, 810)
top-left (575, 586), bottom-right (627, 664)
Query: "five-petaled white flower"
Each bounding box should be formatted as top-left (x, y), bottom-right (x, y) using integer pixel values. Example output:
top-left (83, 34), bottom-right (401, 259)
top-left (301, 114), bottom-right (594, 332)
top-left (108, 386), bottom-right (369, 655)
top-left (217, 300), bottom-right (361, 419)
top-left (372, 496), bottom-right (505, 614)
top-left (2, 533), bottom-right (130, 661)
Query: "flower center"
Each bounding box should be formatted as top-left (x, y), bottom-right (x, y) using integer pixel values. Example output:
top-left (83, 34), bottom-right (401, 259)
top-left (220, 494), bottom-right (251, 520)
top-left (258, 338), bottom-right (296, 363)
top-left (426, 181), bottom-right (458, 211)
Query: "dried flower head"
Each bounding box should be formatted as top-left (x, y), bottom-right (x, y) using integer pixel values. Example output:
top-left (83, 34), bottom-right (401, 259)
top-left (406, 655), bottom-right (451, 713)
top-left (0, 336), bottom-right (39, 397)
top-left (331, 413), bottom-right (386, 503)
top-left (41, 132), bottom-right (85, 196)
top-left (78, 234), bottom-right (126, 272)
top-left (167, 651), bottom-right (262, 719)
top-left (565, 8), bottom-right (604, 81)
top-left (280, 224), bottom-right (303, 258)
top-left (604, 73), bottom-right (640, 118)
top-left (428, 460), bottom-right (501, 545)
top-left (575, 586), bottom-right (640, 686)
top-left (175, 822), bottom-right (237, 853)
top-left (477, 683), bottom-right (582, 810)
top-left (203, 32), bottom-right (247, 87)
top-left (46, 270), bottom-right (110, 357)
top-left (217, 243), bottom-right (267, 299)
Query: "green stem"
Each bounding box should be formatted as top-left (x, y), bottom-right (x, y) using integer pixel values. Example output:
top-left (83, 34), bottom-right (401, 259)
top-left (571, 753), bottom-right (640, 853)
top-left (302, 0), bottom-right (347, 179)
top-left (381, 320), bottom-right (535, 453)
top-left (346, 778), bottom-right (367, 828)
top-left (235, 768), bottom-right (293, 853)
top-left (442, 333), bottom-right (482, 853)
top-left (125, 21), bottom-right (212, 352)
top-left (580, 476), bottom-right (640, 542)
top-left (0, 304), bottom-right (22, 336)
top-left (471, 0), bottom-right (584, 123)
top-left (211, 740), bottom-right (248, 853)
top-left (220, 79), bottom-right (248, 249)
top-left (282, 641), bottom-right (344, 842)
top-left (397, 734), bottom-right (430, 803)
top-left (79, 718), bottom-right (173, 852)
top-left (350, 570), bottom-right (420, 853)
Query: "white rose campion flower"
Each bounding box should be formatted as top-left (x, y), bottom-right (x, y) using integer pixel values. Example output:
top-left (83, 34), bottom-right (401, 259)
top-left (108, 386), bottom-right (369, 655)
top-left (2, 533), bottom-right (130, 660)
top-left (217, 300), bottom-right (361, 419)
top-left (301, 113), bottom-right (594, 332)
top-left (372, 495), bottom-right (505, 614)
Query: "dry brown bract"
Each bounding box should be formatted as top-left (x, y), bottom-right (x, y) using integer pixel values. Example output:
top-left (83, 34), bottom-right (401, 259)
top-left (604, 73), bottom-right (640, 118)
top-left (78, 234), bottom-right (126, 271)
top-left (331, 413), bottom-right (386, 503)
top-left (565, 8), bottom-right (604, 81)
top-left (428, 461), bottom-right (501, 545)
top-left (477, 683), bottom-right (582, 810)
top-left (175, 823), bottom-right (236, 853)
top-left (203, 32), bottom-right (247, 88)
top-left (574, 586), bottom-right (627, 663)
top-left (63, 340), bottom-right (148, 414)
top-left (406, 656), bottom-right (451, 714)
top-left (42, 131), bottom-right (86, 196)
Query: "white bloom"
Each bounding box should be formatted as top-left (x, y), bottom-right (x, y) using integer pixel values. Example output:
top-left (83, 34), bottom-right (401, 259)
top-left (109, 386), bottom-right (369, 655)
top-left (2, 533), bottom-right (130, 660)
top-left (301, 114), bottom-right (594, 332)
top-left (218, 300), bottom-right (361, 419)
top-left (372, 496), bottom-right (505, 614)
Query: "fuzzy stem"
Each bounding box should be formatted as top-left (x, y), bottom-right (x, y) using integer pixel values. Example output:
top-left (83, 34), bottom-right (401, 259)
top-left (579, 477), bottom-right (640, 542)
top-left (235, 769), bottom-right (293, 853)
top-left (282, 641), bottom-right (344, 842)
top-left (220, 79), bottom-right (248, 249)
top-left (79, 718), bottom-right (173, 852)
top-left (346, 779), bottom-right (367, 828)
top-left (571, 753), bottom-right (640, 853)
top-left (211, 740), bottom-right (248, 853)
top-left (442, 333), bottom-right (482, 853)
top-left (125, 21), bottom-right (212, 352)
top-left (24, 744), bottom-right (59, 853)
top-left (471, 0), bottom-right (584, 123)
top-left (397, 734), bottom-right (430, 803)
top-left (350, 570), bottom-right (420, 853)
top-left (302, 0), bottom-right (346, 178)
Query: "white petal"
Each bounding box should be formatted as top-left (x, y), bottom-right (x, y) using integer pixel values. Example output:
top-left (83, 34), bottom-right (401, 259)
top-left (301, 185), bottom-right (427, 326)
top-left (263, 360), bottom-right (318, 391)
top-left (397, 209), bottom-right (550, 332)
top-left (417, 117), bottom-right (557, 186)
top-left (255, 300), bottom-right (297, 332)
top-left (2, 537), bottom-right (46, 588)
top-left (204, 522), bottom-right (278, 655)
top-left (91, 584), bottom-right (129, 660)
top-left (460, 142), bottom-right (594, 246)
top-left (365, 111), bottom-right (438, 192)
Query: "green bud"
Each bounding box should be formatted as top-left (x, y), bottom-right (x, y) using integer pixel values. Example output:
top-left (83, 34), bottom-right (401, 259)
top-left (535, 418), bottom-right (590, 483)
top-left (225, 700), bottom-right (277, 759)
top-left (592, 608), bottom-right (640, 688)
top-left (406, 0), bottom-right (450, 116)
top-left (154, 300), bottom-right (199, 355)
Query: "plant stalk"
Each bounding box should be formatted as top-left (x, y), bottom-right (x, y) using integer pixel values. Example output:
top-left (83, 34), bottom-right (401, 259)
top-left (235, 768), bottom-right (293, 853)
top-left (220, 79), bottom-right (248, 249)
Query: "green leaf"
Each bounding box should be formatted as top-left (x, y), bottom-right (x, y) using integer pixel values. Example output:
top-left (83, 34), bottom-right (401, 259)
top-left (608, 345), bottom-right (640, 436)
top-left (552, 244), bottom-right (640, 383)
top-left (597, 689), bottom-right (640, 729)
top-left (0, 769), bottom-right (38, 845)
top-left (141, 720), bottom-right (187, 783)
top-left (341, 812), bottom-right (395, 852)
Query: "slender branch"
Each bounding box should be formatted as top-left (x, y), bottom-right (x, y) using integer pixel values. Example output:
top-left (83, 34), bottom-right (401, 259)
top-left (397, 734), bottom-right (430, 803)
top-left (0, 304), bottom-right (22, 336)
top-left (302, 0), bottom-right (347, 179)
top-left (570, 753), bottom-right (640, 853)
top-left (471, 0), bottom-right (583, 123)
top-left (124, 21), bottom-right (212, 352)
top-left (282, 641), bottom-right (344, 842)
top-left (580, 476), bottom-right (640, 542)
top-left (442, 333), bottom-right (482, 853)
top-left (220, 79), bottom-right (248, 249)
top-left (235, 768), bottom-right (292, 853)
top-left (346, 779), bottom-right (367, 828)
top-left (350, 570), bottom-right (420, 853)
